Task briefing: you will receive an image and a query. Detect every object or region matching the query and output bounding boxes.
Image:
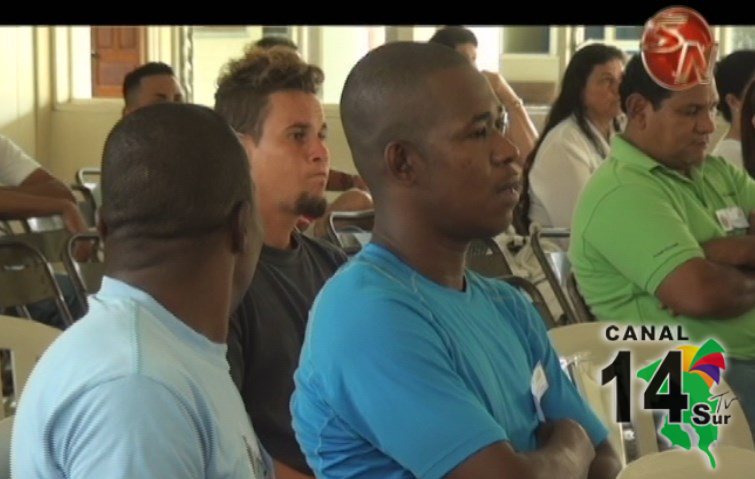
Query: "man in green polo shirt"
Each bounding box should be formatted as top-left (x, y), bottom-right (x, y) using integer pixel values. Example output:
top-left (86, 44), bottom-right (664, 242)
top-left (570, 55), bottom-right (755, 437)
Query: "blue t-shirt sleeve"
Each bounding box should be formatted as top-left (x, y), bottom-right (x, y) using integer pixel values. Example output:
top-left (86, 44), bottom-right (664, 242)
top-left (51, 375), bottom-right (207, 478)
top-left (306, 294), bottom-right (507, 479)
top-left (510, 287), bottom-right (609, 446)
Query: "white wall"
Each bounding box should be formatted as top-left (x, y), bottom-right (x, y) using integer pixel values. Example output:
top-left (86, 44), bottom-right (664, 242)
top-left (49, 106), bottom-right (121, 183)
top-left (192, 27), bottom-right (262, 107)
top-left (0, 27), bottom-right (37, 157)
top-left (321, 27), bottom-right (371, 104)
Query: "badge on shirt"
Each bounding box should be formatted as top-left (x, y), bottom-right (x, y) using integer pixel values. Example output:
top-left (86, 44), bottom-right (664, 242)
top-left (715, 206), bottom-right (749, 232)
top-left (531, 362), bottom-right (549, 422)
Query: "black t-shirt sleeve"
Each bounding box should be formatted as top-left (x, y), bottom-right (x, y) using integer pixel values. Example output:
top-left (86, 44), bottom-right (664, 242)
top-left (226, 308), bottom-right (247, 391)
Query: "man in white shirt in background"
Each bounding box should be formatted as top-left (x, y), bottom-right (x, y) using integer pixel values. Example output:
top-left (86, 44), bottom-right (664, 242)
top-left (0, 134), bottom-right (88, 235)
top-left (0, 134), bottom-right (89, 327)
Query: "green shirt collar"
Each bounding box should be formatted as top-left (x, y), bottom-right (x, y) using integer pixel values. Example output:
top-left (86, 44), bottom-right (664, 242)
top-left (611, 134), bottom-right (702, 183)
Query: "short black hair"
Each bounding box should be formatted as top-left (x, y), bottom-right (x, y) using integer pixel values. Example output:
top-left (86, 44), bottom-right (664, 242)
top-left (101, 103), bottom-right (252, 240)
top-left (428, 26), bottom-right (478, 49)
top-left (215, 47), bottom-right (323, 142)
top-left (254, 36), bottom-right (298, 51)
top-left (122, 62), bottom-right (176, 107)
top-left (715, 50), bottom-right (755, 123)
top-left (340, 41), bottom-right (471, 192)
top-left (620, 54), bottom-right (673, 113)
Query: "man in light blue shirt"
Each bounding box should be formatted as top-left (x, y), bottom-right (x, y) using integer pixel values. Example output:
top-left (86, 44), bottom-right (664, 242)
top-left (291, 42), bottom-right (621, 479)
top-left (12, 103), bottom-right (270, 478)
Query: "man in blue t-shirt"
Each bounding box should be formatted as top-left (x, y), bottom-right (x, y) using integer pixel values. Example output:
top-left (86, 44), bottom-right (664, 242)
top-left (12, 104), bottom-right (270, 478)
top-left (291, 42), bottom-right (621, 479)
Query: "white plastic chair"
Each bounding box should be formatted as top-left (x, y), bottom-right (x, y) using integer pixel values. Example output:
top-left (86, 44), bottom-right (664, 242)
top-left (617, 445), bottom-right (755, 479)
top-left (0, 415), bottom-right (12, 479)
top-left (0, 315), bottom-right (61, 419)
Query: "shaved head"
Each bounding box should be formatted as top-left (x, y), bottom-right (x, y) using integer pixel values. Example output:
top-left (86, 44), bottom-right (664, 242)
top-left (339, 41), bottom-right (472, 193)
top-left (101, 103), bottom-right (252, 241)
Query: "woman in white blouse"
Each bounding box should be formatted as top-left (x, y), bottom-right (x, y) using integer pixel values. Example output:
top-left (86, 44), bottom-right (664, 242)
top-left (515, 43), bottom-right (625, 233)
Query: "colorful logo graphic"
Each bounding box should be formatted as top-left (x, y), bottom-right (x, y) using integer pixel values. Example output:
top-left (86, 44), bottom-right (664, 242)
top-left (602, 334), bottom-right (736, 470)
top-left (637, 339), bottom-right (727, 468)
top-left (641, 6), bottom-right (717, 90)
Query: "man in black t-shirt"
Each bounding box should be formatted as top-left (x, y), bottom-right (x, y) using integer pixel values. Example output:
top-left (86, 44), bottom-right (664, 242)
top-left (215, 46), bottom-right (347, 479)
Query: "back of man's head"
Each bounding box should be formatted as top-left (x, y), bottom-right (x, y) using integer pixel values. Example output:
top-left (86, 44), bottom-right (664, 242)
top-left (214, 47), bottom-right (323, 142)
top-left (619, 54), bottom-right (673, 114)
top-left (253, 36), bottom-right (298, 51)
top-left (340, 41), bottom-right (470, 192)
top-left (428, 26), bottom-right (477, 49)
top-left (101, 103), bottom-right (252, 243)
top-left (715, 50), bottom-right (755, 123)
top-left (122, 62), bottom-right (177, 111)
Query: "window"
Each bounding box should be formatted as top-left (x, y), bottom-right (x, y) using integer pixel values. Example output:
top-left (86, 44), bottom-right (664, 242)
top-left (503, 27), bottom-right (551, 54)
top-left (580, 25), bottom-right (642, 55)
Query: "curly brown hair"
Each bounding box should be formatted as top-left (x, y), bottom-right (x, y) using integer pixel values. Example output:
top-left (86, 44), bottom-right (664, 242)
top-left (214, 46), bottom-right (324, 142)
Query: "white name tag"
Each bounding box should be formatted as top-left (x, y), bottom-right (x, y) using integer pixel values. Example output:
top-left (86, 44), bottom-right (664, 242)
top-left (715, 206), bottom-right (749, 232)
top-left (531, 362), bottom-right (548, 422)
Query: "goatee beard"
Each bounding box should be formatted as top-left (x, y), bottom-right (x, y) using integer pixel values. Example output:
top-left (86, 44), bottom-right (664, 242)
top-left (293, 192), bottom-right (327, 219)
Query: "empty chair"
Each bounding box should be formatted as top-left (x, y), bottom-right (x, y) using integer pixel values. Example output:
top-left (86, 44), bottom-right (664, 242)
top-left (0, 315), bottom-right (61, 419)
top-left (62, 232), bottom-right (105, 313)
top-left (466, 238), bottom-right (513, 278)
top-left (326, 209), bottom-right (374, 256)
top-left (0, 239), bottom-right (73, 328)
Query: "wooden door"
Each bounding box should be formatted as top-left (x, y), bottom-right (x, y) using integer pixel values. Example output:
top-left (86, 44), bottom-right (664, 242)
top-left (91, 27), bottom-right (146, 98)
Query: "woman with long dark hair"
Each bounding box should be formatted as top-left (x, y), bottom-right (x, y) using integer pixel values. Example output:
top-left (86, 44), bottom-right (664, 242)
top-left (515, 43), bottom-right (625, 234)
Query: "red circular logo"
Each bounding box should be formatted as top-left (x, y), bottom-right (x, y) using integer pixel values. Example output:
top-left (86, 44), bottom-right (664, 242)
top-left (641, 6), bottom-right (717, 91)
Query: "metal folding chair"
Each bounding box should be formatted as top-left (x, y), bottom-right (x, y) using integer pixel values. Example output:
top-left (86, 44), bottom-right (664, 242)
top-left (466, 238), bottom-right (514, 278)
top-left (530, 226), bottom-right (579, 325)
top-left (70, 184), bottom-right (97, 227)
top-left (62, 232), bottom-right (105, 314)
top-left (566, 272), bottom-right (596, 323)
top-left (0, 239), bottom-right (73, 327)
top-left (326, 209), bottom-right (374, 256)
top-left (75, 167), bottom-right (101, 191)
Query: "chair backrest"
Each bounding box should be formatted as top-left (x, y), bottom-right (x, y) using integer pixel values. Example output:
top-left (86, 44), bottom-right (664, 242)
top-left (22, 215), bottom-right (65, 235)
top-left (548, 322), bottom-right (754, 467)
top-left (7, 227), bottom-right (69, 265)
top-left (466, 238), bottom-right (514, 278)
top-left (530, 227), bottom-right (578, 325)
top-left (0, 239), bottom-right (73, 327)
top-left (0, 415), bottom-right (12, 479)
top-left (62, 233), bottom-right (105, 313)
top-left (326, 209), bottom-right (374, 256)
top-left (75, 167), bottom-right (101, 191)
top-left (0, 315), bottom-right (61, 419)
top-left (566, 272), bottom-right (596, 323)
top-left (70, 184), bottom-right (97, 228)
top-left (502, 275), bottom-right (557, 330)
